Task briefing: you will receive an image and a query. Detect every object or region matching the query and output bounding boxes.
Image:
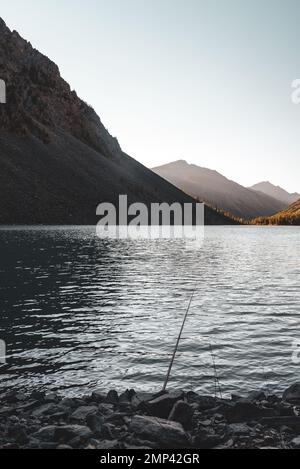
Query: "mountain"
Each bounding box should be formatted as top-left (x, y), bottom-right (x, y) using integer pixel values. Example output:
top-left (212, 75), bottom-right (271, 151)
top-left (250, 181), bottom-right (300, 206)
top-left (152, 160), bottom-right (286, 219)
top-left (0, 18), bottom-right (233, 225)
top-left (253, 199), bottom-right (300, 225)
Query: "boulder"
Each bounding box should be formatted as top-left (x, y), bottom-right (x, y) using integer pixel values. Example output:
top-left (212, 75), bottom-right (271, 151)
top-left (119, 389), bottom-right (136, 403)
top-left (32, 403), bottom-right (60, 418)
top-left (86, 413), bottom-right (104, 435)
top-left (54, 425), bottom-right (93, 443)
top-left (142, 391), bottom-right (184, 419)
top-left (193, 430), bottom-right (223, 449)
top-left (129, 415), bottom-right (189, 448)
top-left (291, 436), bottom-right (300, 448)
top-left (246, 390), bottom-right (267, 402)
top-left (105, 390), bottom-right (119, 405)
top-left (226, 423), bottom-right (252, 437)
top-left (283, 383), bottom-right (300, 404)
top-left (90, 391), bottom-right (106, 403)
top-left (70, 406), bottom-right (98, 422)
top-left (186, 393), bottom-right (216, 411)
top-left (224, 402), bottom-right (272, 423)
top-left (34, 426), bottom-right (57, 441)
top-left (260, 416), bottom-right (300, 432)
top-left (168, 401), bottom-right (194, 429)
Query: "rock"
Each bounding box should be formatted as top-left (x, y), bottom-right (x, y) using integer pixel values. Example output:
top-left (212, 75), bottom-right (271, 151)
top-left (142, 392), bottom-right (184, 419)
top-left (60, 398), bottom-right (77, 409)
top-left (45, 393), bottom-right (58, 403)
top-left (7, 424), bottom-right (29, 444)
top-left (98, 404), bottom-right (114, 416)
top-left (283, 383), bottom-right (300, 404)
top-left (291, 436), bottom-right (300, 448)
top-left (131, 392), bottom-right (154, 405)
top-left (193, 430), bottom-right (224, 449)
top-left (30, 391), bottom-right (45, 402)
top-left (90, 392), bottom-right (106, 403)
top-left (129, 415), bottom-right (189, 448)
top-left (86, 413), bottom-right (104, 435)
top-left (39, 442), bottom-right (58, 449)
top-left (246, 390), bottom-right (267, 402)
top-left (119, 389), bottom-right (136, 403)
top-left (32, 403), bottom-right (60, 418)
top-left (214, 439), bottom-right (234, 449)
top-left (260, 416), bottom-right (300, 431)
top-left (169, 401), bottom-right (194, 429)
top-left (0, 406), bottom-right (14, 416)
top-left (70, 406), bottom-right (98, 422)
top-left (15, 392), bottom-right (27, 402)
top-left (226, 423), bottom-right (252, 436)
top-left (105, 390), bottom-right (119, 405)
top-left (54, 425), bottom-right (93, 443)
top-left (16, 401), bottom-right (40, 413)
top-left (57, 445), bottom-right (73, 449)
top-left (93, 439), bottom-right (120, 449)
top-left (186, 393), bottom-right (216, 411)
top-left (224, 402), bottom-right (271, 423)
top-left (34, 426), bottom-right (57, 441)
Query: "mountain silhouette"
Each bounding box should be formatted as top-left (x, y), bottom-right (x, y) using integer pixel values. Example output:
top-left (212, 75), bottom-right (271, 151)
top-left (250, 181), bottom-right (300, 206)
top-left (0, 18), bottom-right (233, 225)
top-left (153, 160), bottom-right (286, 219)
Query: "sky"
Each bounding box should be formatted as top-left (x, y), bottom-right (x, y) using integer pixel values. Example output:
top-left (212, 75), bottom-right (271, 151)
top-left (1, 0), bottom-right (300, 192)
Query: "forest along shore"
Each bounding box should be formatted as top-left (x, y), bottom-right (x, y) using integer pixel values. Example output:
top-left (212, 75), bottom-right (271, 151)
top-left (1, 384), bottom-right (300, 449)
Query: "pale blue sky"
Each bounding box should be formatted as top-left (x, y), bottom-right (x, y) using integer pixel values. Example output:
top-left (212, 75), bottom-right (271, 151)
top-left (1, 0), bottom-right (300, 192)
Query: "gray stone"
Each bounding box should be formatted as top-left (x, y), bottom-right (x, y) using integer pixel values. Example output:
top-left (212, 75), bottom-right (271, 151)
top-left (129, 415), bottom-right (189, 448)
top-left (291, 436), bottom-right (300, 448)
top-left (105, 390), bottom-right (119, 405)
top-left (226, 423), bottom-right (251, 436)
top-left (86, 413), bottom-right (104, 434)
top-left (45, 393), bottom-right (58, 403)
top-left (260, 416), bottom-right (300, 431)
top-left (90, 391), bottom-right (105, 403)
top-left (246, 390), bottom-right (267, 402)
top-left (169, 401), bottom-right (194, 429)
top-left (70, 406), bottom-right (98, 422)
top-left (32, 403), bottom-right (59, 418)
top-left (143, 392), bottom-right (184, 419)
top-left (60, 398), bottom-right (77, 409)
top-left (186, 393), bottom-right (216, 411)
top-left (98, 403), bottom-right (114, 416)
top-left (54, 425), bottom-right (93, 443)
top-left (283, 383), bottom-right (300, 404)
top-left (34, 425), bottom-right (57, 441)
top-left (224, 402), bottom-right (271, 423)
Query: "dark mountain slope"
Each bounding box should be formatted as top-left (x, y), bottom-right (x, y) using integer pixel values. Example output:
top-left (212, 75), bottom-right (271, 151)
top-left (0, 18), bottom-right (233, 225)
top-left (153, 160), bottom-right (286, 219)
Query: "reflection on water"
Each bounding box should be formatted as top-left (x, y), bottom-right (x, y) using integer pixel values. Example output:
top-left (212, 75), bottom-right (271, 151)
top-left (0, 226), bottom-right (299, 396)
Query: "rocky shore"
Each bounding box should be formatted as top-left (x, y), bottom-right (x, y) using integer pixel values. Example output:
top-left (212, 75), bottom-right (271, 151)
top-left (1, 384), bottom-right (300, 449)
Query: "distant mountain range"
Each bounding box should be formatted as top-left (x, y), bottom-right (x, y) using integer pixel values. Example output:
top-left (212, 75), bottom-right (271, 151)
top-left (153, 160), bottom-right (289, 219)
top-left (250, 181), bottom-right (300, 206)
top-left (0, 18), bottom-right (233, 226)
top-left (254, 199), bottom-right (300, 225)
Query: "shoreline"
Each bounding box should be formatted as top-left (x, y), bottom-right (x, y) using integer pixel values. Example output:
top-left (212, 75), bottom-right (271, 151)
top-left (1, 384), bottom-right (300, 449)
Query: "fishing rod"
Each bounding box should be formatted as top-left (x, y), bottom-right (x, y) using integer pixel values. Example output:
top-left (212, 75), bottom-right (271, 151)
top-left (162, 283), bottom-right (197, 392)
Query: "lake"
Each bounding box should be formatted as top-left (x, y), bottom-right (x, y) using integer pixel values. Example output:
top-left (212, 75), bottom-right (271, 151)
top-left (0, 226), bottom-right (299, 397)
